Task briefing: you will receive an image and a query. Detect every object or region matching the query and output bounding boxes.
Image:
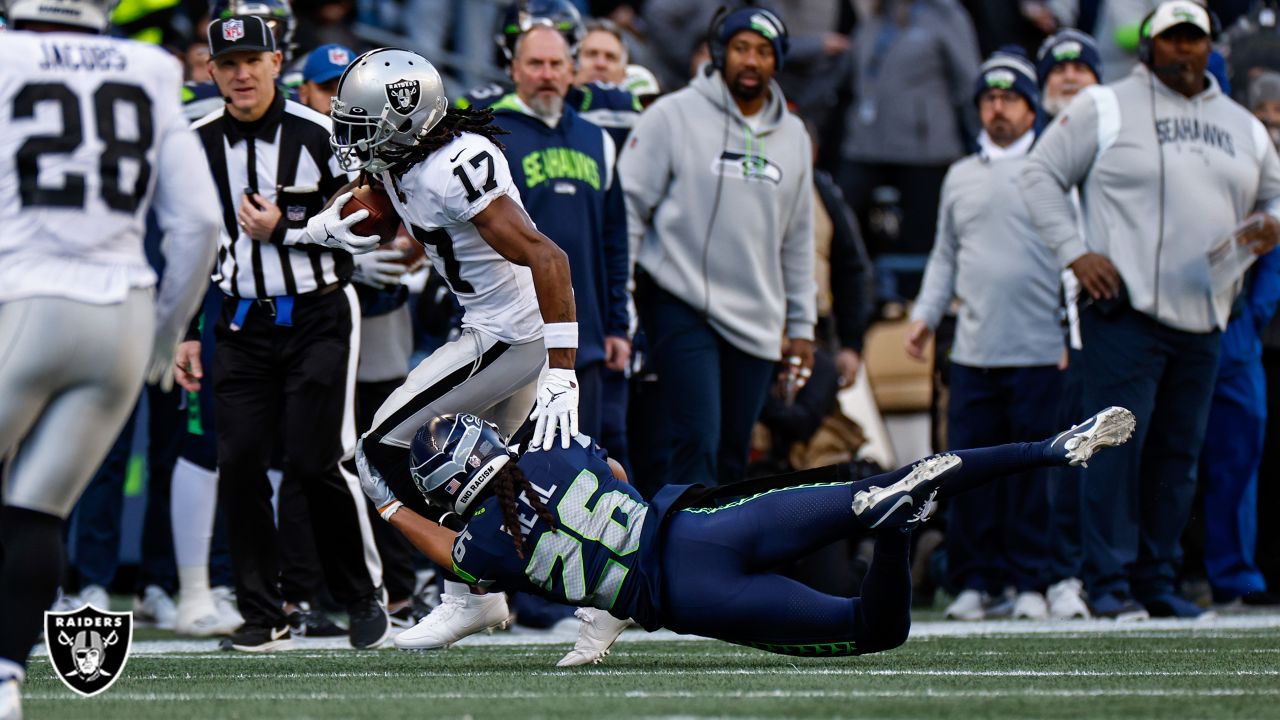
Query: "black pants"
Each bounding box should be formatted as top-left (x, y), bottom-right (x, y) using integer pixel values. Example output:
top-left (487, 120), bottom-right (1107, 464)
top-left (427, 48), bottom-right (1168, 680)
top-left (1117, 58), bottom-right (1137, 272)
top-left (213, 288), bottom-right (377, 629)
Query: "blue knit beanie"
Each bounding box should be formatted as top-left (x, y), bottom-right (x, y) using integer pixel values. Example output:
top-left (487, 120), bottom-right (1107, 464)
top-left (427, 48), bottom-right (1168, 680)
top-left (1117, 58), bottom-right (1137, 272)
top-left (974, 47), bottom-right (1039, 111)
top-left (718, 8), bottom-right (788, 70)
top-left (1036, 29), bottom-right (1102, 87)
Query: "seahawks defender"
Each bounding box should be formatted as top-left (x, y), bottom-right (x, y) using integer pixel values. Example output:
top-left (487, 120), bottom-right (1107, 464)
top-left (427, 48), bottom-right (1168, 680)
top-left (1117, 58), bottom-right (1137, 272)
top-left (0, 0), bottom-right (220, 713)
top-left (456, 0), bottom-right (642, 148)
top-left (368, 406), bottom-right (1135, 666)
top-left (304, 48), bottom-right (580, 647)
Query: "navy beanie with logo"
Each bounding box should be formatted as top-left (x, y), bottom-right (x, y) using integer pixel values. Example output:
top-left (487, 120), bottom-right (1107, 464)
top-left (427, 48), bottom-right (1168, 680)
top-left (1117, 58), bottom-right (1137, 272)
top-left (974, 47), bottom-right (1039, 111)
top-left (1036, 29), bottom-right (1102, 87)
top-left (718, 8), bottom-right (787, 70)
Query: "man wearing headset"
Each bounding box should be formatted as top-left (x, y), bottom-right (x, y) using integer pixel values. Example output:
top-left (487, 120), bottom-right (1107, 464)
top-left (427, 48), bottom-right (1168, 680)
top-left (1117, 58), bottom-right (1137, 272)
top-left (619, 7), bottom-right (816, 490)
top-left (1022, 0), bottom-right (1280, 620)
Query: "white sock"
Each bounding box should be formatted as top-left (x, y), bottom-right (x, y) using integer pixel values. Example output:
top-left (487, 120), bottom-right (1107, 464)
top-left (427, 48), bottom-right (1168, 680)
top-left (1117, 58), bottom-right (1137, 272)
top-left (177, 565), bottom-right (212, 606)
top-left (171, 458), bottom-right (217, 570)
top-left (443, 580), bottom-right (471, 597)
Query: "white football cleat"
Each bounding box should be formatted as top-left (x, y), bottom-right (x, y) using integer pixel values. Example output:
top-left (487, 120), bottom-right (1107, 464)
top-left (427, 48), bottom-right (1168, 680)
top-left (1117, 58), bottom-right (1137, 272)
top-left (944, 589), bottom-right (987, 621)
top-left (394, 592), bottom-right (509, 650)
top-left (1012, 591), bottom-right (1049, 620)
top-left (134, 585), bottom-right (178, 630)
top-left (211, 586), bottom-right (245, 631)
top-left (852, 454), bottom-right (961, 532)
top-left (1047, 578), bottom-right (1092, 620)
top-left (176, 593), bottom-right (240, 637)
top-left (556, 608), bottom-right (632, 667)
top-left (77, 584), bottom-right (110, 613)
top-left (1049, 407), bottom-right (1136, 467)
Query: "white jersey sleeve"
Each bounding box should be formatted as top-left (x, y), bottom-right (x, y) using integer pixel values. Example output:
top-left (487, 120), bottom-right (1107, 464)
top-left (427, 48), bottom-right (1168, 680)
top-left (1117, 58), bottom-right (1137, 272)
top-left (0, 31), bottom-right (218, 306)
top-left (378, 132), bottom-right (542, 343)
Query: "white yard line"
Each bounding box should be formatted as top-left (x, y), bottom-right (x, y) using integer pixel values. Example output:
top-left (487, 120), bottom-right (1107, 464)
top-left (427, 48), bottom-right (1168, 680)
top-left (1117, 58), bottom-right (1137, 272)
top-left (31, 614), bottom-right (1276, 656)
top-left (24, 688), bottom-right (1280, 702)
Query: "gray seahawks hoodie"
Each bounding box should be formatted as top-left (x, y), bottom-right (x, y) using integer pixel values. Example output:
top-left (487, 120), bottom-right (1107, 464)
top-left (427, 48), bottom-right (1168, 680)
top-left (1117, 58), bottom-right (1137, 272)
top-left (619, 66), bottom-right (816, 361)
top-left (1022, 63), bottom-right (1280, 333)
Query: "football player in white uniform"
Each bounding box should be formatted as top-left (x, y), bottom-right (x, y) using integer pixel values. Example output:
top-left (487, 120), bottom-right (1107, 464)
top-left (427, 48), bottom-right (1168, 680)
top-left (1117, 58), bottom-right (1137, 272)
top-left (301, 48), bottom-right (580, 650)
top-left (0, 0), bottom-right (220, 714)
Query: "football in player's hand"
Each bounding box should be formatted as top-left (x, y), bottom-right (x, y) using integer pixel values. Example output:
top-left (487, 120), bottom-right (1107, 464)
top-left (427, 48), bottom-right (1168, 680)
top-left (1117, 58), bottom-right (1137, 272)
top-left (340, 183), bottom-right (401, 242)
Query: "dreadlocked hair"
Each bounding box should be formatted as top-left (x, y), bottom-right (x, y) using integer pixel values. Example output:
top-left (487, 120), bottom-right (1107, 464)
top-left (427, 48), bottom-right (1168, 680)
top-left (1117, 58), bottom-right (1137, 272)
top-left (385, 106), bottom-right (509, 178)
top-left (493, 462), bottom-right (557, 559)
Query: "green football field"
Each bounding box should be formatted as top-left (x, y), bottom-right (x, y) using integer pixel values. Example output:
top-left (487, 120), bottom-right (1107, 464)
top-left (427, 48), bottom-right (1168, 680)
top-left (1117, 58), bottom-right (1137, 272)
top-left (19, 616), bottom-right (1280, 719)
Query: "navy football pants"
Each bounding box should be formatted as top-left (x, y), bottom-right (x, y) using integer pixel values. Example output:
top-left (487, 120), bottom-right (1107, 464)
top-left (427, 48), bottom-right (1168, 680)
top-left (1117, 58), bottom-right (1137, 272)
top-left (659, 440), bottom-right (1058, 656)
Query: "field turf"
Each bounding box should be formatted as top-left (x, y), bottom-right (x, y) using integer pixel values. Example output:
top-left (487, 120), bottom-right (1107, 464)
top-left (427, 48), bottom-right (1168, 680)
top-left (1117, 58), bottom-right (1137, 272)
top-left (20, 618), bottom-right (1280, 719)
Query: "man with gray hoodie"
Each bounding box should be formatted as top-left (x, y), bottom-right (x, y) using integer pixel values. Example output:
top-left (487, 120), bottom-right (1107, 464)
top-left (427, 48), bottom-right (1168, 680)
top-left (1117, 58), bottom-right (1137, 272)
top-left (1022, 0), bottom-right (1280, 620)
top-left (620, 7), bottom-right (816, 488)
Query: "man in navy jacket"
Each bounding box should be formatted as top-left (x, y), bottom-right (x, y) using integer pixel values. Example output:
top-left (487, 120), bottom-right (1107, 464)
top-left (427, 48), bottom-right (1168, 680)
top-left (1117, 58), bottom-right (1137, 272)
top-left (490, 24), bottom-right (631, 446)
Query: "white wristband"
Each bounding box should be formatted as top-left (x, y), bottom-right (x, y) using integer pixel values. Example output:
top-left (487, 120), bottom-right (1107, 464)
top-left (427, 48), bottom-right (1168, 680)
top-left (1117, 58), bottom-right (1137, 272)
top-left (379, 500), bottom-right (404, 522)
top-left (543, 322), bottom-right (578, 349)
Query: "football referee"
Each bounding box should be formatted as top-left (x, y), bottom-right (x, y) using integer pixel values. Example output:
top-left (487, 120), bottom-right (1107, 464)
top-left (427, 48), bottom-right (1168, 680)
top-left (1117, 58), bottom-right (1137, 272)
top-left (173, 16), bottom-right (387, 651)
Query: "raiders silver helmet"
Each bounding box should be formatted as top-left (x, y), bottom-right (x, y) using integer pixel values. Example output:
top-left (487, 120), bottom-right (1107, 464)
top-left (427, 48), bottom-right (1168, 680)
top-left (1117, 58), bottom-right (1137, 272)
top-left (2, 0), bottom-right (119, 30)
top-left (330, 48), bottom-right (449, 174)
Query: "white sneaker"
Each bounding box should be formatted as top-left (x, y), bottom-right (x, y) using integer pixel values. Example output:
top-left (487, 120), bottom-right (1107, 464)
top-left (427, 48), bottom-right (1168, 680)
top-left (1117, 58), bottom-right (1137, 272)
top-left (1012, 591), bottom-right (1049, 620)
top-left (176, 594), bottom-right (239, 637)
top-left (0, 677), bottom-right (20, 720)
top-left (556, 608), bottom-right (632, 667)
top-left (77, 585), bottom-right (110, 613)
top-left (944, 589), bottom-right (987, 621)
top-left (393, 592), bottom-right (509, 650)
top-left (211, 586), bottom-right (245, 631)
top-left (134, 585), bottom-right (178, 630)
top-left (1047, 578), bottom-right (1092, 620)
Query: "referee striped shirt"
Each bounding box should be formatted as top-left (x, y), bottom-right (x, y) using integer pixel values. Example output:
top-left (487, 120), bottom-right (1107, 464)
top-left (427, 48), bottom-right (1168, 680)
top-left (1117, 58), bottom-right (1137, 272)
top-left (192, 91), bottom-right (352, 299)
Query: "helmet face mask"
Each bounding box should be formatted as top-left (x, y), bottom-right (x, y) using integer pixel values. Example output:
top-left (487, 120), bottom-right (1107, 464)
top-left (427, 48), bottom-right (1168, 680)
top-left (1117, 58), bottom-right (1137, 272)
top-left (410, 414), bottom-right (514, 517)
top-left (329, 48), bottom-right (448, 174)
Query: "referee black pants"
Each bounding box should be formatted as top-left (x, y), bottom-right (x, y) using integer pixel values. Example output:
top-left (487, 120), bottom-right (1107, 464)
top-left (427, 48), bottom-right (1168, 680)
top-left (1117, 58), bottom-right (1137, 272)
top-left (213, 286), bottom-right (380, 630)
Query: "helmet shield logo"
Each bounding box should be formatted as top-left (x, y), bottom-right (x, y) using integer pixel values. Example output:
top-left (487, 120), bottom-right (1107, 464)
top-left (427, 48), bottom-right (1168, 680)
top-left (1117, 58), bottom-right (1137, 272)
top-left (222, 17), bottom-right (245, 41)
top-left (44, 605), bottom-right (133, 697)
top-left (385, 79), bottom-right (421, 114)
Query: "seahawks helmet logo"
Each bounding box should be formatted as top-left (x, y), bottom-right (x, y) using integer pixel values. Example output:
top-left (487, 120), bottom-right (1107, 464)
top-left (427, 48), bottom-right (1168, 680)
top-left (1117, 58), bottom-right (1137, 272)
top-left (386, 79), bottom-right (421, 114)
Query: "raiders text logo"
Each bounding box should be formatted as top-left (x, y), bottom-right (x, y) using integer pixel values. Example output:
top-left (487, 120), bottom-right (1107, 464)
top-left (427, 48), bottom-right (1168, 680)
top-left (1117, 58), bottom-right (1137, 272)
top-left (385, 79), bottom-right (421, 114)
top-left (44, 604), bottom-right (133, 697)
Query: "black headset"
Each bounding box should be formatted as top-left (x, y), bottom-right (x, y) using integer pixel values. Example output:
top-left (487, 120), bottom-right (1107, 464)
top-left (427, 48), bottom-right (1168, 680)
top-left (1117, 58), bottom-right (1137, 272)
top-left (706, 5), bottom-right (790, 72)
top-left (1137, 3), bottom-right (1221, 66)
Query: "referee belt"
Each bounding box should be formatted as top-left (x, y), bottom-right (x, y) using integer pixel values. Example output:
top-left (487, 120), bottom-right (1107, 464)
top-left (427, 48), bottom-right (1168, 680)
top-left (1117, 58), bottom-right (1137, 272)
top-left (228, 282), bottom-right (343, 331)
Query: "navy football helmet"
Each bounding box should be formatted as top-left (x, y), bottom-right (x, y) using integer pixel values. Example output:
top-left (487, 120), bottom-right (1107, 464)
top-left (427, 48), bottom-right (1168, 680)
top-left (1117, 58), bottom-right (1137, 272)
top-left (496, 0), bottom-right (585, 64)
top-left (410, 414), bottom-right (515, 517)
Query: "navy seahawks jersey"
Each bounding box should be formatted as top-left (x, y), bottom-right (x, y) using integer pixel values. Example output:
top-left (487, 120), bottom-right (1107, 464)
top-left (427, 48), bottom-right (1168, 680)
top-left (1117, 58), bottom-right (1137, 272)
top-left (455, 80), bottom-right (640, 148)
top-left (449, 436), bottom-right (667, 630)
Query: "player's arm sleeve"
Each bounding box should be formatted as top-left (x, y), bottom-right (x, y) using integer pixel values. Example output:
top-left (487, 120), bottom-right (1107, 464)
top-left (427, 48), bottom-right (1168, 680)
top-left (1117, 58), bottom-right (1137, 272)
top-left (601, 130), bottom-right (631, 338)
top-left (780, 130), bottom-right (817, 342)
top-left (1021, 89), bottom-right (1103, 267)
top-left (442, 136), bottom-right (516, 224)
top-left (618, 102), bottom-right (675, 269)
top-left (910, 168), bottom-right (961, 330)
top-left (151, 70), bottom-right (220, 343)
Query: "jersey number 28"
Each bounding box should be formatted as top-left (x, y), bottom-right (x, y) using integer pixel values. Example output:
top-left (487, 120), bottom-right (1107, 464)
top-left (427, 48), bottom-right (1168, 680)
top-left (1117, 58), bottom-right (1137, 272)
top-left (13, 81), bottom-right (154, 212)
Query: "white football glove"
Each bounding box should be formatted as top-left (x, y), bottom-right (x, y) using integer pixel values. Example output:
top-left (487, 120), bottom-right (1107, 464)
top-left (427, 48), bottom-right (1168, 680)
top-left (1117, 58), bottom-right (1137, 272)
top-left (351, 248), bottom-right (407, 288)
top-left (145, 331), bottom-right (179, 393)
top-left (355, 440), bottom-right (401, 519)
top-left (298, 192), bottom-right (381, 253)
top-left (530, 367), bottom-right (579, 450)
